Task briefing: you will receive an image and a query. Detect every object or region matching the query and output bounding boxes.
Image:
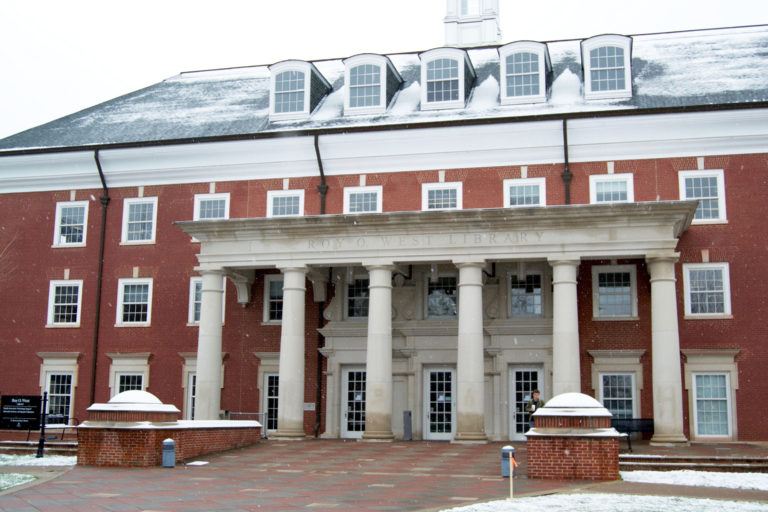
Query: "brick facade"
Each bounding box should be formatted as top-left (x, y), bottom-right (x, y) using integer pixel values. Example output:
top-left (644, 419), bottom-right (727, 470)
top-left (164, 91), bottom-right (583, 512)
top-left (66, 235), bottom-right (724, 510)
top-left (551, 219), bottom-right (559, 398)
top-left (527, 436), bottom-right (620, 480)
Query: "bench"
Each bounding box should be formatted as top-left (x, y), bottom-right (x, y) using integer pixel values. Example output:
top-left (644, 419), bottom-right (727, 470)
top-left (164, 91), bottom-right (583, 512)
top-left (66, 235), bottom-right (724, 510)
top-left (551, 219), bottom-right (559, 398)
top-left (611, 418), bottom-right (653, 452)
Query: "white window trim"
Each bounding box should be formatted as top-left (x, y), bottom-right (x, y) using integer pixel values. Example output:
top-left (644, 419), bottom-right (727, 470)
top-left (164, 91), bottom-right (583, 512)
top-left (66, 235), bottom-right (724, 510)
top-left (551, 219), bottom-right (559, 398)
top-left (582, 34), bottom-right (633, 100)
top-left (591, 264), bottom-right (638, 320)
top-left (121, 197), bottom-right (158, 245)
top-left (345, 273), bottom-right (370, 320)
top-left (589, 173), bottom-right (634, 204)
top-left (107, 352), bottom-right (150, 398)
top-left (678, 169), bottom-right (727, 224)
top-left (47, 279), bottom-right (83, 327)
top-left (194, 192), bottom-right (230, 221)
top-left (254, 352), bottom-right (280, 431)
top-left (589, 350), bottom-right (644, 418)
top-left (422, 182), bottom-right (463, 211)
top-left (269, 60), bottom-right (330, 121)
top-left (343, 185), bottom-right (383, 214)
top-left (266, 189), bottom-right (305, 218)
top-left (37, 352), bottom-right (79, 422)
top-left (344, 55), bottom-right (388, 115)
top-left (499, 41), bottom-right (549, 105)
top-left (53, 200), bottom-right (88, 247)
top-left (682, 349), bottom-right (739, 441)
top-left (263, 274), bottom-right (284, 324)
top-left (682, 262), bottom-right (732, 318)
top-left (503, 177), bottom-right (546, 208)
top-left (419, 48), bottom-right (474, 111)
top-left (507, 269), bottom-right (546, 318)
top-left (180, 353), bottom-right (225, 420)
top-left (188, 276), bottom-right (226, 325)
top-left (598, 372), bottom-right (638, 418)
top-left (116, 277), bottom-right (153, 327)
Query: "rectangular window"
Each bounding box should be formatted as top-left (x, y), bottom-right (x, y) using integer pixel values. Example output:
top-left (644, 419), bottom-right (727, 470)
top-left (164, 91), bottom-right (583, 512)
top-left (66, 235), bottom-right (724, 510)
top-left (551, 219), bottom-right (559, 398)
top-left (194, 193), bottom-right (230, 220)
top-left (504, 178), bottom-right (546, 207)
top-left (422, 182), bottom-right (462, 211)
top-left (188, 277), bottom-right (226, 324)
top-left (274, 70), bottom-right (305, 114)
top-left (590, 46), bottom-right (626, 92)
top-left (117, 278), bottom-right (153, 326)
top-left (347, 278), bottom-right (370, 318)
top-left (679, 170), bottom-right (726, 223)
top-left (53, 201), bottom-right (88, 247)
top-left (117, 373), bottom-right (144, 393)
top-left (122, 197), bottom-right (158, 244)
top-left (349, 64), bottom-right (381, 108)
top-left (187, 373), bottom-right (197, 420)
top-left (264, 275), bottom-right (284, 322)
top-left (592, 264), bottom-right (637, 319)
top-left (589, 174), bottom-right (634, 204)
top-left (344, 186), bottom-right (382, 214)
top-left (267, 190), bottom-right (304, 217)
top-left (694, 373), bottom-right (730, 437)
top-left (427, 276), bottom-right (457, 317)
top-left (600, 373), bottom-right (635, 418)
top-left (683, 263), bottom-right (731, 316)
top-left (426, 58), bottom-right (459, 103)
top-left (47, 373), bottom-right (73, 419)
top-left (266, 374), bottom-right (279, 431)
top-left (510, 273), bottom-right (542, 316)
top-left (47, 280), bottom-right (83, 326)
top-left (506, 52), bottom-right (539, 97)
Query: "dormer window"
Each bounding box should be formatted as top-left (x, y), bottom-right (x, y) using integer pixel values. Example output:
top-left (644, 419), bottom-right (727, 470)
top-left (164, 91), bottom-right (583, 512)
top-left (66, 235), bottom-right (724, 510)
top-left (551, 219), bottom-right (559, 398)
top-left (419, 48), bottom-right (476, 110)
top-left (581, 35), bottom-right (632, 100)
top-left (269, 60), bottom-right (331, 121)
top-left (343, 54), bottom-right (403, 115)
top-left (499, 41), bottom-right (551, 105)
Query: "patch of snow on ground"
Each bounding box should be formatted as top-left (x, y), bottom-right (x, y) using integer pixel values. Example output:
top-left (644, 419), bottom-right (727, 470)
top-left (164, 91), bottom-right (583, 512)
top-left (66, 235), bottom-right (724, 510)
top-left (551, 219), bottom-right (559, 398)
top-left (440, 493), bottom-right (768, 512)
top-left (0, 454), bottom-right (76, 466)
top-left (620, 470), bottom-right (768, 491)
top-left (0, 473), bottom-right (36, 492)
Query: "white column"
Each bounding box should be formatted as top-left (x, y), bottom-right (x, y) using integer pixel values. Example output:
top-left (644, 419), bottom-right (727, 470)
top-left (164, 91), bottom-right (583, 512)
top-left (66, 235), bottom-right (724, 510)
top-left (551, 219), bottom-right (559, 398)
top-left (550, 259), bottom-right (581, 396)
top-left (454, 262), bottom-right (487, 443)
top-left (274, 267), bottom-right (307, 439)
top-left (194, 269), bottom-right (225, 420)
top-left (362, 265), bottom-right (395, 441)
top-left (647, 254), bottom-right (688, 444)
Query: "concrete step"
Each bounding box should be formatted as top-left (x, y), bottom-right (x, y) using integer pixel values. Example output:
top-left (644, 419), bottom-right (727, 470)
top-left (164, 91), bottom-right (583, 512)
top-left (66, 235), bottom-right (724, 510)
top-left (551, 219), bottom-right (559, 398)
top-left (0, 440), bottom-right (77, 456)
top-left (620, 455), bottom-right (768, 473)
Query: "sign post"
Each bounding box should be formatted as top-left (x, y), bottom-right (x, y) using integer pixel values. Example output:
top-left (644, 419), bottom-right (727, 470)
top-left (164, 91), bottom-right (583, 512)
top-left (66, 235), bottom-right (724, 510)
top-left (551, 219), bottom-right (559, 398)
top-left (36, 392), bottom-right (48, 458)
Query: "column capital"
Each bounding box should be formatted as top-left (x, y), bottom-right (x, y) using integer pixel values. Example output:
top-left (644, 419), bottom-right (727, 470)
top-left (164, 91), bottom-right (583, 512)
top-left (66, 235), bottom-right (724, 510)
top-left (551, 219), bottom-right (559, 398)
top-left (364, 263), bottom-right (396, 272)
top-left (452, 260), bottom-right (486, 269)
top-left (547, 257), bottom-right (580, 268)
top-left (197, 267), bottom-right (226, 277)
top-left (645, 252), bottom-right (680, 264)
top-left (278, 265), bottom-right (308, 275)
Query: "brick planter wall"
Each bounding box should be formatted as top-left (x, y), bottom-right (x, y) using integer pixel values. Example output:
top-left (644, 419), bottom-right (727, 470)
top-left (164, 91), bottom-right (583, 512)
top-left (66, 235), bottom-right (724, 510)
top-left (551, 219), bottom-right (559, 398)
top-left (527, 435), bottom-right (619, 480)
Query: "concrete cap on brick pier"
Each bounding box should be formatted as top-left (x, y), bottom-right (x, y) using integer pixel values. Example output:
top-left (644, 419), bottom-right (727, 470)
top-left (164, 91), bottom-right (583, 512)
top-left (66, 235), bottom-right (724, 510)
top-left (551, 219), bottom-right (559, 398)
top-left (87, 390), bottom-right (180, 414)
top-left (533, 392), bottom-right (611, 418)
top-left (528, 392), bottom-right (618, 437)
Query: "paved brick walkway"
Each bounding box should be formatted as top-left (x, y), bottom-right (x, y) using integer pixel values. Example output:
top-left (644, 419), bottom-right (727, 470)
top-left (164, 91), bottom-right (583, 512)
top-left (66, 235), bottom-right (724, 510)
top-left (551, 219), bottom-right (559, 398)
top-left (1, 439), bottom-right (767, 511)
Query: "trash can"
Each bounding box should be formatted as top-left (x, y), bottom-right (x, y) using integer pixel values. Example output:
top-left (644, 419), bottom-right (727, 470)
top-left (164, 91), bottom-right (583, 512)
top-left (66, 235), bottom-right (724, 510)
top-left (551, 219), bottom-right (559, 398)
top-left (501, 445), bottom-right (515, 478)
top-left (162, 438), bottom-right (175, 468)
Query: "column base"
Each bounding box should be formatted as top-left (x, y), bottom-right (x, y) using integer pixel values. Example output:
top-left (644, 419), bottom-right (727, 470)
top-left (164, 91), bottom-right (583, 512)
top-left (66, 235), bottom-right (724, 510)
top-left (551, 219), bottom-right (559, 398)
top-left (271, 429), bottom-right (306, 440)
top-left (650, 433), bottom-right (689, 446)
top-left (361, 431), bottom-right (395, 442)
top-left (452, 432), bottom-right (488, 444)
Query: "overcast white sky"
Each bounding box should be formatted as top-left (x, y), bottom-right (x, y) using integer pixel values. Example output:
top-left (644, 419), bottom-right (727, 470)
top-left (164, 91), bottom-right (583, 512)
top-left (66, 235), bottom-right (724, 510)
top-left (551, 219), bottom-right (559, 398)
top-left (0, 0), bottom-right (766, 139)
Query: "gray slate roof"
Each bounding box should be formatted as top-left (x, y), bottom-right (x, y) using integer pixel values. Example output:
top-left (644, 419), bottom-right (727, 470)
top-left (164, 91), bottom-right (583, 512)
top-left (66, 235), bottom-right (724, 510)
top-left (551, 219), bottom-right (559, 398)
top-left (1, 25), bottom-right (767, 154)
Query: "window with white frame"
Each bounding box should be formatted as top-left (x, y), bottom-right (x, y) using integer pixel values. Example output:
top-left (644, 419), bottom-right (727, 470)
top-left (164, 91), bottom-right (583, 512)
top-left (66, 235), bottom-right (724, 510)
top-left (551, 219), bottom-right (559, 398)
top-left (266, 373), bottom-right (279, 431)
top-left (121, 197), bottom-right (158, 244)
top-left (116, 278), bottom-right (153, 326)
top-left (107, 353), bottom-right (150, 397)
top-left (47, 280), bottom-right (83, 327)
top-left (267, 190), bottom-right (304, 217)
top-left (53, 201), bottom-right (88, 247)
top-left (582, 35), bottom-right (632, 100)
top-left (117, 373), bottom-right (144, 393)
top-left (509, 272), bottom-right (543, 316)
top-left (269, 60), bottom-right (331, 120)
top-left (46, 372), bottom-right (74, 419)
top-left (600, 373), bottom-right (636, 418)
top-left (344, 186), bottom-right (382, 214)
top-left (504, 178), bottom-right (546, 207)
top-left (186, 372), bottom-right (197, 420)
top-left (499, 42), bottom-right (549, 105)
top-left (589, 173), bottom-right (634, 204)
top-left (683, 263), bottom-right (731, 317)
top-left (420, 48), bottom-right (475, 110)
top-left (263, 275), bottom-right (284, 322)
top-left (693, 373), bottom-right (731, 437)
top-left (194, 193), bottom-right (230, 221)
top-left (592, 264), bottom-right (638, 319)
top-left (349, 64), bottom-right (381, 108)
top-left (678, 170), bottom-right (726, 223)
top-left (188, 276), bottom-right (226, 324)
top-left (422, 182), bottom-right (462, 211)
top-left (274, 70), bottom-right (305, 114)
top-left (343, 55), bottom-right (402, 115)
top-left (347, 277), bottom-right (370, 318)
top-left (427, 275), bottom-right (457, 317)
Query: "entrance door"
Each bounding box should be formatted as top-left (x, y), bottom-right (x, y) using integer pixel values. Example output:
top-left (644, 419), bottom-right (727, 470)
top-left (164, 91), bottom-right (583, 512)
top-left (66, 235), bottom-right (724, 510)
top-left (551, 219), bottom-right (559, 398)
top-left (509, 366), bottom-right (543, 441)
top-left (341, 367), bottom-right (366, 439)
top-left (424, 367), bottom-right (455, 440)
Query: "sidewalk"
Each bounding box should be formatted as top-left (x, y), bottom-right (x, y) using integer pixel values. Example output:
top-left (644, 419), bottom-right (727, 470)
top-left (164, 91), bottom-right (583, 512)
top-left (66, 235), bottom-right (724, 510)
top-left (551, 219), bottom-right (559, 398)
top-left (1, 439), bottom-right (767, 511)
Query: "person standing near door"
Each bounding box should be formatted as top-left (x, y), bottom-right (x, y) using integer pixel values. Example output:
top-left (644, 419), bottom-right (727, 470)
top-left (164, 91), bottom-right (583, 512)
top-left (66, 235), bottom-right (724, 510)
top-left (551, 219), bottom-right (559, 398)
top-left (525, 389), bottom-right (545, 429)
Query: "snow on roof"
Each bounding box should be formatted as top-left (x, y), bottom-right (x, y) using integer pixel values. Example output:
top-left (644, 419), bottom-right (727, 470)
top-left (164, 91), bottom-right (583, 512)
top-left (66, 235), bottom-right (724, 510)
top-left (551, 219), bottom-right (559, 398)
top-left (1, 26), bottom-right (767, 153)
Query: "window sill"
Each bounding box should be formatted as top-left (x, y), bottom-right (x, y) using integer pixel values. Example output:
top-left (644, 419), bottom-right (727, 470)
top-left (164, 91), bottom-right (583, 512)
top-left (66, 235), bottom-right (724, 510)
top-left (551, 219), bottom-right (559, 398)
top-left (46, 323), bottom-right (80, 328)
top-left (51, 243), bottom-right (86, 249)
top-left (684, 314), bottom-right (733, 320)
top-left (114, 323), bottom-right (151, 327)
top-left (690, 219), bottom-right (728, 226)
top-left (592, 316), bottom-right (640, 322)
top-left (261, 320), bottom-right (282, 326)
top-left (120, 240), bottom-right (156, 246)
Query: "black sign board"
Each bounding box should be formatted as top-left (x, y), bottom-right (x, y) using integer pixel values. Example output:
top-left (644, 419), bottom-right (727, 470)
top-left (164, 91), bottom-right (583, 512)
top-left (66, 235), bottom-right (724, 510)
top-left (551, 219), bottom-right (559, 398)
top-left (0, 395), bottom-right (42, 430)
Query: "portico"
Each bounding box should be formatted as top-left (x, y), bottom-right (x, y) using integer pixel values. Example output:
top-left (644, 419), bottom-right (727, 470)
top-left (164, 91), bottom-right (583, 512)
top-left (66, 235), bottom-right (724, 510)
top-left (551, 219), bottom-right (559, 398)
top-left (177, 201), bottom-right (696, 442)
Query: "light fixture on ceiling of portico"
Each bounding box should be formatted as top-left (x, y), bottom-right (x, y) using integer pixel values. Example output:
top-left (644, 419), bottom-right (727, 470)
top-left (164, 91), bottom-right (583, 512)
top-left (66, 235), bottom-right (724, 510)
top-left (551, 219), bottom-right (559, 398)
top-left (430, 263), bottom-right (439, 283)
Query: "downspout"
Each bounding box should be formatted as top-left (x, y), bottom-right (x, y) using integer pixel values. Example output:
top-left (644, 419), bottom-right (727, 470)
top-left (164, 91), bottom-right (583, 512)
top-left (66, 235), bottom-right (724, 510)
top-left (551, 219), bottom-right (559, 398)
top-left (561, 119), bottom-right (573, 205)
top-left (313, 134), bottom-right (328, 437)
top-left (89, 149), bottom-right (110, 404)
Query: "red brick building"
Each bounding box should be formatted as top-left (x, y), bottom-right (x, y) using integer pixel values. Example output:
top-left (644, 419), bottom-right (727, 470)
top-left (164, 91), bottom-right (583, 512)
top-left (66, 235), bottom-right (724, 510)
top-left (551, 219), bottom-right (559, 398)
top-left (1, 4), bottom-right (767, 442)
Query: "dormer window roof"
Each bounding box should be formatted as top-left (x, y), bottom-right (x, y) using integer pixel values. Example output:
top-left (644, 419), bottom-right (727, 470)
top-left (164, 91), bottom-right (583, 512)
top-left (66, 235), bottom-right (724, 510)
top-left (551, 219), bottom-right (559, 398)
top-left (581, 34), bottom-right (633, 100)
top-left (499, 41), bottom-right (551, 105)
top-left (343, 54), bottom-right (403, 115)
top-left (419, 48), bottom-right (476, 110)
top-left (269, 60), bottom-right (332, 121)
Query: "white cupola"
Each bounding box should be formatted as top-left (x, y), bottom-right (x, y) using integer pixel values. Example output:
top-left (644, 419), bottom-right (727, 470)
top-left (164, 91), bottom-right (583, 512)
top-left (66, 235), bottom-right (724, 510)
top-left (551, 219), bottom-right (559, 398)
top-left (444, 0), bottom-right (501, 47)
